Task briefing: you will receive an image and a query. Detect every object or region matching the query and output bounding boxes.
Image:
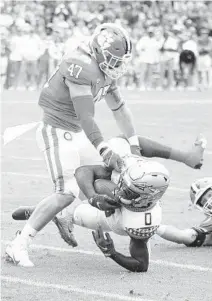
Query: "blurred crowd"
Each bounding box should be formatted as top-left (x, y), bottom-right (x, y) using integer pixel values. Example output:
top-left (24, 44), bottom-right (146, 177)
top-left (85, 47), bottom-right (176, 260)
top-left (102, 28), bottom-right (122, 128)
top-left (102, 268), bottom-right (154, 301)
top-left (1, 0), bottom-right (212, 91)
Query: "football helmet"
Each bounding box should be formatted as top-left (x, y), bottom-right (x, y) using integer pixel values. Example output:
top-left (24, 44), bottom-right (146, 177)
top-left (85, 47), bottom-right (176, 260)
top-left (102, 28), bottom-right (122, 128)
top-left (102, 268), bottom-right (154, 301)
top-left (115, 158), bottom-right (170, 212)
top-left (190, 177), bottom-right (212, 216)
top-left (90, 23), bottom-right (132, 79)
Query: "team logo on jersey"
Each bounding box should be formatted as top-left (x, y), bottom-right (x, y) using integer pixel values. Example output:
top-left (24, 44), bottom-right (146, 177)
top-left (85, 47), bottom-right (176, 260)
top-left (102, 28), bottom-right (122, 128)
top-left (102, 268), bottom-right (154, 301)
top-left (64, 132), bottom-right (72, 141)
top-left (97, 30), bottom-right (114, 50)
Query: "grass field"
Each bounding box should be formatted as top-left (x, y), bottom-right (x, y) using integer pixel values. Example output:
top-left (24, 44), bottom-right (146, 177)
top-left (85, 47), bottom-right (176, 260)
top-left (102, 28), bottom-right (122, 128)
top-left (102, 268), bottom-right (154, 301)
top-left (1, 89), bottom-right (212, 301)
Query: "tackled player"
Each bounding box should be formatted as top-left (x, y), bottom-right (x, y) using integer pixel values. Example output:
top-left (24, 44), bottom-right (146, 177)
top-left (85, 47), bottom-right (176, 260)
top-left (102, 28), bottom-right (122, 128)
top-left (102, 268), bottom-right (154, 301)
top-left (6, 23), bottom-right (205, 268)
top-left (11, 138), bottom-right (170, 272)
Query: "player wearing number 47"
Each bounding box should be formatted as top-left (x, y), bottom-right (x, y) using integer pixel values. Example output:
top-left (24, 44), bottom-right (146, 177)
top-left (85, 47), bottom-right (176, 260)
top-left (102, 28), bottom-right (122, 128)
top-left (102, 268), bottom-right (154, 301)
top-left (5, 23), bottom-right (205, 268)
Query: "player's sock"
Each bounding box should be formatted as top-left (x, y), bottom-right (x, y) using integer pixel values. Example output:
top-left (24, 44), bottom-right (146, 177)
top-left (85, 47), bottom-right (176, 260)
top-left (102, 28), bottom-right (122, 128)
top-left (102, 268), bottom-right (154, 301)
top-left (138, 136), bottom-right (171, 158)
top-left (170, 134), bottom-right (206, 168)
top-left (138, 135), bottom-right (206, 169)
top-left (19, 223), bottom-right (38, 245)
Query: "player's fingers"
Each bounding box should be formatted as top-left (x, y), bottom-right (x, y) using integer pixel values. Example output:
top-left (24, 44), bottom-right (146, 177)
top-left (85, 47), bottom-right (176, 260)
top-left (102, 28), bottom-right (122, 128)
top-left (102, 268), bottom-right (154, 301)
top-left (97, 226), bottom-right (104, 238)
top-left (105, 232), bottom-right (112, 241)
top-left (92, 231), bottom-right (97, 243)
top-left (120, 197), bottom-right (132, 205)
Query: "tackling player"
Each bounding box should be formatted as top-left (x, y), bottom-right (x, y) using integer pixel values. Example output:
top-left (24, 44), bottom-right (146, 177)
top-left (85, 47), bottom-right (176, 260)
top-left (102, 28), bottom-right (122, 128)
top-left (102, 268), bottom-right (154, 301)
top-left (10, 138), bottom-right (170, 272)
top-left (157, 177), bottom-right (212, 247)
top-left (5, 23), bottom-right (205, 268)
top-left (5, 23), bottom-right (139, 267)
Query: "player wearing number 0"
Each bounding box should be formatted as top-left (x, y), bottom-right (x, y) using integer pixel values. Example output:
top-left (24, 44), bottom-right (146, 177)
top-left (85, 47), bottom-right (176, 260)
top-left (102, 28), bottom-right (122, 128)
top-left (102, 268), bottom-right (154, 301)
top-left (10, 138), bottom-right (170, 272)
top-left (5, 23), bottom-right (205, 268)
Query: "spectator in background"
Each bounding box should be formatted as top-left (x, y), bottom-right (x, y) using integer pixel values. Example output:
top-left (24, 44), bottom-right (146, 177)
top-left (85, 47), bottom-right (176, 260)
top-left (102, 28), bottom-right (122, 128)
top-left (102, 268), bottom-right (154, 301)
top-left (0, 28), bottom-right (9, 89)
top-left (136, 27), bottom-right (162, 90)
top-left (1, 0), bottom-right (212, 91)
top-left (4, 25), bottom-right (23, 90)
top-left (160, 28), bottom-right (179, 90)
top-left (20, 24), bottom-right (44, 90)
top-left (36, 26), bottom-right (50, 89)
top-left (197, 27), bottom-right (212, 89)
top-left (178, 31), bottom-right (198, 89)
top-left (48, 30), bottom-right (64, 75)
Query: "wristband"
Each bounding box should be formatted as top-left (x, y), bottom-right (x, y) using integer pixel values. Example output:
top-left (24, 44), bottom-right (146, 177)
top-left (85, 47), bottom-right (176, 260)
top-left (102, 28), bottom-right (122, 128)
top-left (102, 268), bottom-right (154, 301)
top-left (128, 135), bottom-right (139, 146)
top-left (97, 142), bottom-right (110, 154)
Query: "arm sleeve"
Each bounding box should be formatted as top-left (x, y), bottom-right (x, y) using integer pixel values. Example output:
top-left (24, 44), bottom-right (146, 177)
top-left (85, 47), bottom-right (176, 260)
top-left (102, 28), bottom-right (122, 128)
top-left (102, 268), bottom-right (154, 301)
top-left (105, 81), bottom-right (125, 111)
top-left (65, 80), bottom-right (104, 148)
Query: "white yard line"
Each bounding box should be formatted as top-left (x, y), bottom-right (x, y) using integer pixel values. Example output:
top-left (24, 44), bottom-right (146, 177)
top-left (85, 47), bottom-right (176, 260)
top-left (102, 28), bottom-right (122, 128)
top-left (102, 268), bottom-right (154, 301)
top-left (1, 276), bottom-right (155, 301)
top-left (1, 172), bottom-right (49, 179)
top-left (2, 240), bottom-right (211, 272)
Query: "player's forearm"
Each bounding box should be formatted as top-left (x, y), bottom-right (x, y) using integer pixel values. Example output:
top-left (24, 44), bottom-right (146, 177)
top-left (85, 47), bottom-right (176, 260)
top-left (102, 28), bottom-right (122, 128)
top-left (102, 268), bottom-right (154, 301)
top-left (112, 104), bottom-right (136, 139)
top-left (157, 225), bottom-right (197, 245)
top-left (110, 251), bottom-right (148, 272)
top-left (80, 116), bottom-right (104, 149)
top-left (75, 167), bottom-right (97, 199)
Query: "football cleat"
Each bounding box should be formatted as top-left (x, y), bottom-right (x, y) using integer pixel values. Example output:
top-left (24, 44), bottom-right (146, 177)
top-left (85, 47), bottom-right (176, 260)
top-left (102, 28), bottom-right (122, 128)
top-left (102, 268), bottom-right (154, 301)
top-left (185, 134), bottom-right (207, 169)
top-left (52, 214), bottom-right (78, 247)
top-left (5, 231), bottom-right (34, 267)
top-left (12, 206), bottom-right (35, 220)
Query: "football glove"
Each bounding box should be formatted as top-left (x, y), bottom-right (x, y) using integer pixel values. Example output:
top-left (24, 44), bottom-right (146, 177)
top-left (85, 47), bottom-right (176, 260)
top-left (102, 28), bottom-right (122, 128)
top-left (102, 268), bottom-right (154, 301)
top-left (89, 194), bottom-right (120, 211)
top-left (100, 147), bottom-right (124, 172)
top-left (92, 226), bottom-right (116, 257)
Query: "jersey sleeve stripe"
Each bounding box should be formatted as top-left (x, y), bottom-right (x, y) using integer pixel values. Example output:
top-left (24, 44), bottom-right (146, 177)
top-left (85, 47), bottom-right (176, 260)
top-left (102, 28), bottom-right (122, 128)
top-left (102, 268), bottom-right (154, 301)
top-left (41, 124), bottom-right (56, 184)
top-left (51, 127), bottom-right (65, 193)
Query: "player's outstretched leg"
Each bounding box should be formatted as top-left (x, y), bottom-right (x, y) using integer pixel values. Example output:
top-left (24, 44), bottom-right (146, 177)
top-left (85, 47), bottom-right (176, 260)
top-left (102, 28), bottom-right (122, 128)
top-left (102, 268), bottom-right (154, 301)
top-left (11, 204), bottom-right (78, 247)
top-left (137, 134), bottom-right (207, 169)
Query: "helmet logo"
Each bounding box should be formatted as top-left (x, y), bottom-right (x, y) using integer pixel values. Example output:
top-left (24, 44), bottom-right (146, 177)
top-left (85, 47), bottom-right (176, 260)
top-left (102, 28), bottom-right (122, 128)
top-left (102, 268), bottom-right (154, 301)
top-left (97, 30), bottom-right (114, 50)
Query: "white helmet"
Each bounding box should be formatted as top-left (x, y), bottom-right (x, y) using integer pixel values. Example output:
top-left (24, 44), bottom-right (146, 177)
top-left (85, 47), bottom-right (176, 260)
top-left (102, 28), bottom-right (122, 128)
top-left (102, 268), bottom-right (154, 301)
top-left (190, 177), bottom-right (212, 216)
top-left (115, 158), bottom-right (170, 212)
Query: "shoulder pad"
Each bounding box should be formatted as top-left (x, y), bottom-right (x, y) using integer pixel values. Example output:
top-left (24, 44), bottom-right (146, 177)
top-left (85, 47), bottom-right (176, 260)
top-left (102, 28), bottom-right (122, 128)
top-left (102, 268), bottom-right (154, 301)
top-left (186, 227), bottom-right (208, 247)
top-left (60, 50), bottom-right (96, 85)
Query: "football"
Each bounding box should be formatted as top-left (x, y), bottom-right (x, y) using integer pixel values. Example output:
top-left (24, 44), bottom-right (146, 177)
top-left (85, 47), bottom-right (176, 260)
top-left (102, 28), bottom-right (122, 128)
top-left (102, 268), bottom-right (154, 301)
top-left (94, 179), bottom-right (117, 198)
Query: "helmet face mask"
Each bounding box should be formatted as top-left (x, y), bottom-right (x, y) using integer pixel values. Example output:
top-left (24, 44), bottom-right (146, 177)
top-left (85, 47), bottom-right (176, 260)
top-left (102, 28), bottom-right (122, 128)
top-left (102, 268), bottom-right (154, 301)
top-left (190, 178), bottom-right (212, 216)
top-left (90, 23), bottom-right (132, 79)
top-left (99, 50), bottom-right (132, 79)
top-left (115, 159), bottom-right (170, 212)
top-left (196, 188), bottom-right (212, 216)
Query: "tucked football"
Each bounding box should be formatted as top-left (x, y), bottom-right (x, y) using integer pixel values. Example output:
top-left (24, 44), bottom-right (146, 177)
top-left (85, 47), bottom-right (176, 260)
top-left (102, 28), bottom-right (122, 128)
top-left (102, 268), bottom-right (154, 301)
top-left (94, 179), bottom-right (117, 198)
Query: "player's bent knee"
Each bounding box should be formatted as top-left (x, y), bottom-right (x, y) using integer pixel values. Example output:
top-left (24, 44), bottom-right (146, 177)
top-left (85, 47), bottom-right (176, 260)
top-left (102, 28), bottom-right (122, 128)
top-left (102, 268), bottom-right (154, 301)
top-left (55, 176), bottom-right (80, 198)
top-left (54, 193), bottom-right (76, 210)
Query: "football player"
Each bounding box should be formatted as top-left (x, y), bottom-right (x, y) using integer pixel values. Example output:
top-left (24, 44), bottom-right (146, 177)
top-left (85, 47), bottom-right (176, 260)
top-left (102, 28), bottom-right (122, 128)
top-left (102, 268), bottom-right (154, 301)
top-left (5, 23), bottom-right (139, 267)
top-left (5, 22), bottom-right (205, 268)
top-left (157, 177), bottom-right (212, 247)
top-left (10, 137), bottom-right (170, 272)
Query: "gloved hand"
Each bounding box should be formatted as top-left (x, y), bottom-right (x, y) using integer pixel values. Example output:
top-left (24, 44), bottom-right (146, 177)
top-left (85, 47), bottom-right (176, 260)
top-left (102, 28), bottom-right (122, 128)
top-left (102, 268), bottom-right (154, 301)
top-left (92, 226), bottom-right (116, 257)
top-left (89, 194), bottom-right (120, 211)
top-left (100, 147), bottom-right (124, 172)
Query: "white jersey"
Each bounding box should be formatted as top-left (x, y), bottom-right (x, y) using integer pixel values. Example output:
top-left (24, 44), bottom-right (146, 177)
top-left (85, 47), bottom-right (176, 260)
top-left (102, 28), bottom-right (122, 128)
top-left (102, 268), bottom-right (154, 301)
top-left (106, 202), bottom-right (162, 239)
top-left (105, 137), bottom-right (162, 239)
top-left (74, 137), bottom-right (163, 239)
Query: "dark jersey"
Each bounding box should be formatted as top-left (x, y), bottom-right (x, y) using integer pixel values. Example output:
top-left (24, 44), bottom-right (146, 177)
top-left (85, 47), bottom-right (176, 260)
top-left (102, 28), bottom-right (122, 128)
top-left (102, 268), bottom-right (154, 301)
top-left (39, 41), bottom-right (118, 132)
